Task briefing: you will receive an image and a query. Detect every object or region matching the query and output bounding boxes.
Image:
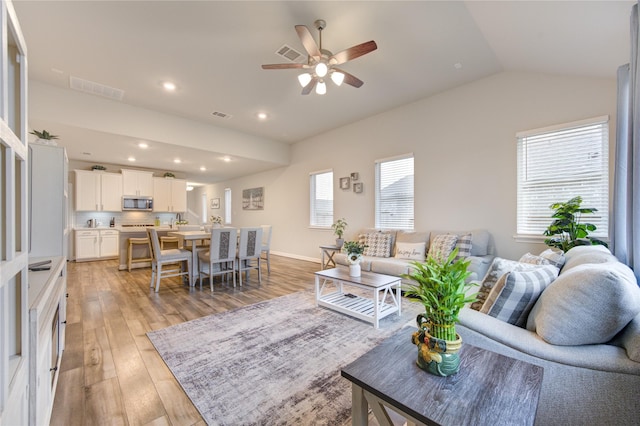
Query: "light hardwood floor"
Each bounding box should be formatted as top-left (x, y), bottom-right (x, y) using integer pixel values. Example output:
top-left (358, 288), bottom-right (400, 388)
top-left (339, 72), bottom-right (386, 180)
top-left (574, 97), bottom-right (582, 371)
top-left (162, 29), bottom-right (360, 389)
top-left (51, 255), bottom-right (321, 426)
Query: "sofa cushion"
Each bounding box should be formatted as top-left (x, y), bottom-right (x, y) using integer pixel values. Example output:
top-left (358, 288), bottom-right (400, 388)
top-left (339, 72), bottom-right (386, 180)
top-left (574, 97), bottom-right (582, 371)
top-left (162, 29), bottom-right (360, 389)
top-left (370, 257), bottom-right (412, 276)
top-left (394, 242), bottom-right (426, 260)
top-left (527, 262), bottom-right (640, 345)
top-left (362, 232), bottom-right (393, 257)
top-left (454, 233), bottom-right (473, 261)
top-left (480, 265), bottom-right (559, 327)
top-left (614, 313), bottom-right (640, 362)
top-left (561, 245), bottom-right (617, 272)
top-left (394, 230), bottom-right (430, 256)
top-left (519, 252), bottom-right (551, 265)
top-left (427, 233), bottom-right (458, 262)
top-left (431, 229), bottom-right (491, 256)
top-left (538, 248), bottom-right (566, 269)
top-left (470, 257), bottom-right (545, 311)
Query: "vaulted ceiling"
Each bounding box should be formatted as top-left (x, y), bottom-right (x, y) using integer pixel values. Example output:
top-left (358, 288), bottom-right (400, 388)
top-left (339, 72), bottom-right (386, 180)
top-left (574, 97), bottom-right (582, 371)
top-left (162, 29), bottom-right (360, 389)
top-left (13, 1), bottom-right (633, 183)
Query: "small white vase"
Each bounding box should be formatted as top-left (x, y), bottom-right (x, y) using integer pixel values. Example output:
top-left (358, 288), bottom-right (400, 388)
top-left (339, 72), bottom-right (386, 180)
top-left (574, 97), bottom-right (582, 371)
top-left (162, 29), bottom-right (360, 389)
top-left (349, 264), bottom-right (361, 277)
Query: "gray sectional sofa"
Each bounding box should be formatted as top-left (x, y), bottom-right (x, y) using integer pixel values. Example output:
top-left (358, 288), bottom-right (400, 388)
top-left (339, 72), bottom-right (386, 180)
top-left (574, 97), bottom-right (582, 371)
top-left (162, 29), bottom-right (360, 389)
top-left (458, 245), bottom-right (640, 425)
top-left (333, 228), bottom-right (494, 284)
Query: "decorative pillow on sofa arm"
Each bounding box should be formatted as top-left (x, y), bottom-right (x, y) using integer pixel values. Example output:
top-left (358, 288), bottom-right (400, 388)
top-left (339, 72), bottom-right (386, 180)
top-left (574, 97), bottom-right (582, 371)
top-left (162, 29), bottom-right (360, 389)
top-left (480, 265), bottom-right (559, 328)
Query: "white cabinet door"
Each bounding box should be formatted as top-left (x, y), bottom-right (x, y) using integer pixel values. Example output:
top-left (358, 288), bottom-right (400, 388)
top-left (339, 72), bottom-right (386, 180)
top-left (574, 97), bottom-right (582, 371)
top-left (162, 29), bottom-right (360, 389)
top-left (75, 171), bottom-right (99, 211)
top-left (75, 230), bottom-right (99, 260)
top-left (153, 178), bottom-right (171, 212)
top-left (99, 230), bottom-right (119, 258)
top-left (122, 169), bottom-right (154, 196)
top-left (171, 179), bottom-right (187, 213)
top-left (100, 173), bottom-right (122, 211)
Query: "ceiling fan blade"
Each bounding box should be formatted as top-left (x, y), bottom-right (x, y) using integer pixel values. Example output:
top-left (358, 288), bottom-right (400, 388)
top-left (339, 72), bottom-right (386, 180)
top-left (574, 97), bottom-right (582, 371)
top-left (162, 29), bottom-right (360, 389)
top-left (333, 68), bottom-right (364, 88)
top-left (301, 78), bottom-right (317, 95)
top-left (261, 63), bottom-right (307, 70)
top-left (330, 40), bottom-right (378, 65)
top-left (295, 25), bottom-right (321, 59)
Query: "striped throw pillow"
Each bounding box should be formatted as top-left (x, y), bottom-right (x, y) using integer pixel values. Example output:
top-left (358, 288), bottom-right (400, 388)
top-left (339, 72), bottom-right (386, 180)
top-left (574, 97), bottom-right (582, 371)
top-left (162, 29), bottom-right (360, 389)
top-left (481, 265), bottom-right (559, 327)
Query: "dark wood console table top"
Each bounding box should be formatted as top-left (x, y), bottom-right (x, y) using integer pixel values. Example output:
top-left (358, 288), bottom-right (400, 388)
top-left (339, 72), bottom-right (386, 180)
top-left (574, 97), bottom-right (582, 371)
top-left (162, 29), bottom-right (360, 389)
top-left (341, 328), bottom-right (543, 426)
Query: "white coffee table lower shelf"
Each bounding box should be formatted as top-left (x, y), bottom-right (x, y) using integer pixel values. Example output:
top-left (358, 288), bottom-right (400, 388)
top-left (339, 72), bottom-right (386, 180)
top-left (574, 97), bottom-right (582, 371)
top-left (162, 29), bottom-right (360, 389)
top-left (314, 268), bottom-right (402, 328)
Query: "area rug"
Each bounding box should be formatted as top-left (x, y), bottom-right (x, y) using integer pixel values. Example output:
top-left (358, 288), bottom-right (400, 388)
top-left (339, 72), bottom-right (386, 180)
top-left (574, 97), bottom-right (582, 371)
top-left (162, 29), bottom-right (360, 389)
top-left (147, 290), bottom-right (423, 425)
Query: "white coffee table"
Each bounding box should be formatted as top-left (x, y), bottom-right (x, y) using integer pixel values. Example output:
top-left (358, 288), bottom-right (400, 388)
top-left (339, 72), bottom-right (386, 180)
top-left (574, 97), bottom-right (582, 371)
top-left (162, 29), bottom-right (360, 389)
top-left (314, 268), bottom-right (402, 328)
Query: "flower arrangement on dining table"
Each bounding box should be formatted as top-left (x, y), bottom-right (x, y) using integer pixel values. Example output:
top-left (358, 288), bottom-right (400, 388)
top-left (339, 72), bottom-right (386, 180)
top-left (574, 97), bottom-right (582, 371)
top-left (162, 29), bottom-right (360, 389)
top-left (210, 215), bottom-right (223, 225)
top-left (342, 240), bottom-right (367, 264)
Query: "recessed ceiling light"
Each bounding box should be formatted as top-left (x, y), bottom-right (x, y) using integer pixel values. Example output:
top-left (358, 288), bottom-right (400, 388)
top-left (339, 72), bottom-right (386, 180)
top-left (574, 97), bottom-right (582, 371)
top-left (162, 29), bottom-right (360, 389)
top-left (138, 142), bottom-right (148, 148)
top-left (257, 112), bottom-right (268, 120)
top-left (200, 166), bottom-right (206, 171)
top-left (82, 152), bottom-right (91, 156)
top-left (163, 81), bottom-right (176, 91)
top-left (454, 62), bottom-right (463, 70)
top-left (186, 185), bottom-right (194, 191)
top-left (174, 158), bottom-right (181, 164)
top-left (128, 156), bottom-right (136, 162)
top-left (221, 156), bottom-right (231, 162)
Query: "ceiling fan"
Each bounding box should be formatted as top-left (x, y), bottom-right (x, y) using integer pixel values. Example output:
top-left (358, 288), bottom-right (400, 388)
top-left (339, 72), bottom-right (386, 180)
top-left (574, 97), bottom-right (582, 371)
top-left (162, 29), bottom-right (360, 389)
top-left (262, 19), bottom-right (377, 95)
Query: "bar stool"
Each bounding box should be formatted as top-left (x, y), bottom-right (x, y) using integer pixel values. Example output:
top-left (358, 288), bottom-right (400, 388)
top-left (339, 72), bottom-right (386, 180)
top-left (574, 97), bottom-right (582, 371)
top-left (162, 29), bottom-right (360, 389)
top-left (160, 236), bottom-right (180, 249)
top-left (128, 237), bottom-right (153, 272)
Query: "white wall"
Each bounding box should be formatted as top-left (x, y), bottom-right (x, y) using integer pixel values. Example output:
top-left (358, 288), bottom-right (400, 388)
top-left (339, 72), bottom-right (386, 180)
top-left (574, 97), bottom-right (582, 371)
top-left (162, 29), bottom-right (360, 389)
top-left (190, 71), bottom-right (618, 262)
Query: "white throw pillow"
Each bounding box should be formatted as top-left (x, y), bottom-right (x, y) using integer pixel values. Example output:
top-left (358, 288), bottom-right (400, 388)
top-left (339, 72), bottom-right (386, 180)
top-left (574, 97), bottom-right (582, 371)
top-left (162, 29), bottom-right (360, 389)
top-left (395, 242), bottom-right (426, 260)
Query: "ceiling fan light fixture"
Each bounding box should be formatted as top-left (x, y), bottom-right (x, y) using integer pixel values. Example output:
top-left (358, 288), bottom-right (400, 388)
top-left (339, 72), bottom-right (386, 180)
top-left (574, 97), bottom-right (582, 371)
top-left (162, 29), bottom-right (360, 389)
top-left (331, 71), bottom-right (345, 86)
top-left (298, 73), bottom-right (312, 87)
top-left (315, 62), bottom-right (328, 78)
top-left (316, 80), bottom-right (327, 95)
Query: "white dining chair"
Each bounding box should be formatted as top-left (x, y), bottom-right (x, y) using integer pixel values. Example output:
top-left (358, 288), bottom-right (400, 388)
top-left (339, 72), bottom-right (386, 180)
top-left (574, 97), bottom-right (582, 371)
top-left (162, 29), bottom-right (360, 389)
top-left (260, 225), bottom-right (272, 274)
top-left (236, 227), bottom-right (263, 287)
top-left (147, 228), bottom-right (193, 292)
top-left (198, 227), bottom-right (237, 290)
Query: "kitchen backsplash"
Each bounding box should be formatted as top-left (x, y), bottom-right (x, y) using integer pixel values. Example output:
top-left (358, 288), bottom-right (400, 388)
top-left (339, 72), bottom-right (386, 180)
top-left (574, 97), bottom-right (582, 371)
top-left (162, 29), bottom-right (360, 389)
top-left (74, 211), bottom-right (190, 228)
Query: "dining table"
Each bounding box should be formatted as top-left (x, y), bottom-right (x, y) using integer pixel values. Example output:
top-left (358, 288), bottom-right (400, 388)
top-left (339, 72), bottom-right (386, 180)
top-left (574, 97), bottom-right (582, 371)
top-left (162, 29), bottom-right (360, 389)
top-left (167, 230), bottom-right (211, 281)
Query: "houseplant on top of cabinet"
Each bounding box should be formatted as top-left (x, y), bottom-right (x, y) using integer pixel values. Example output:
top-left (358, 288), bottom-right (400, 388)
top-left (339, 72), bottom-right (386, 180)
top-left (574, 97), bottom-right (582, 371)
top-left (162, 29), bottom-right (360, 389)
top-left (402, 248), bottom-right (477, 377)
top-left (30, 129), bottom-right (59, 145)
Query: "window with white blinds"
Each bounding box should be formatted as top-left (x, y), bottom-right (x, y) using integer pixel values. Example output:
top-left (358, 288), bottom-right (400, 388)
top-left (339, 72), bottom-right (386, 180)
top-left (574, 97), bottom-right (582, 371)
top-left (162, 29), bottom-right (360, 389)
top-left (310, 170), bottom-right (333, 227)
top-left (224, 188), bottom-right (232, 224)
top-left (517, 116), bottom-right (609, 237)
top-left (375, 155), bottom-right (414, 229)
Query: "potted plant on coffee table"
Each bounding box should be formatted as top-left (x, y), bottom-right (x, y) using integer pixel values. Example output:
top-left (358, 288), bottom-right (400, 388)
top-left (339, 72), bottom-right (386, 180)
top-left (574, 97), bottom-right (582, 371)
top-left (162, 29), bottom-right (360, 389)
top-left (342, 240), bottom-right (366, 277)
top-left (402, 248), bottom-right (477, 377)
top-left (331, 218), bottom-right (348, 248)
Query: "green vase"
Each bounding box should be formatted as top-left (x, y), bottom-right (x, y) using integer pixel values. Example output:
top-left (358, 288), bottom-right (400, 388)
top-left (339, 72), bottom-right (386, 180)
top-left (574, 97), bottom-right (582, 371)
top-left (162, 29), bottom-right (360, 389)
top-left (411, 315), bottom-right (462, 377)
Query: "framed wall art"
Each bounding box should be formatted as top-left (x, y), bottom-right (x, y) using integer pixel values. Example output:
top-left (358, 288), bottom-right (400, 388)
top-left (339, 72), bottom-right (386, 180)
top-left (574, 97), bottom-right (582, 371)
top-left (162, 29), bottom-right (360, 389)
top-left (350, 172), bottom-right (359, 181)
top-left (242, 187), bottom-right (264, 210)
top-left (340, 177), bottom-right (351, 190)
top-left (210, 198), bottom-right (220, 209)
top-left (353, 182), bottom-right (363, 194)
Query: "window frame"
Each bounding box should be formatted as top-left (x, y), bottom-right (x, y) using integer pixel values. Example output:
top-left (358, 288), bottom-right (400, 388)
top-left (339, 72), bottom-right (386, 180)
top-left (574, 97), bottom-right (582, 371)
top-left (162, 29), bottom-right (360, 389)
top-left (375, 154), bottom-right (414, 230)
top-left (309, 169), bottom-right (334, 228)
top-left (224, 188), bottom-right (232, 225)
top-left (515, 115), bottom-right (609, 241)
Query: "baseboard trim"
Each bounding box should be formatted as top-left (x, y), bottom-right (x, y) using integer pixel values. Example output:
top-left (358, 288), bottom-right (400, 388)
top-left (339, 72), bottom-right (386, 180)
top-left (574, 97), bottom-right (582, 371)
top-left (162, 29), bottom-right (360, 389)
top-left (271, 250), bottom-right (321, 264)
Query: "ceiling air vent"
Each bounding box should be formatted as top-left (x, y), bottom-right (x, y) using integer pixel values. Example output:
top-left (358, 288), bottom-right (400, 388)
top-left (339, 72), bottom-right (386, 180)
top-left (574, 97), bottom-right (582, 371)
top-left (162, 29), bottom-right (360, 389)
top-left (211, 111), bottom-right (232, 120)
top-left (276, 44), bottom-right (305, 63)
top-left (69, 76), bottom-right (125, 101)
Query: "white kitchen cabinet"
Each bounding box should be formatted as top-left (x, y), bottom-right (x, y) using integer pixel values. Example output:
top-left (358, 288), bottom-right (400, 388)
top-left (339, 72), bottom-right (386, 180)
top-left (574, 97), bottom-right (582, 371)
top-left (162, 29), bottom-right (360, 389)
top-left (74, 170), bottom-right (122, 212)
top-left (75, 230), bottom-right (99, 260)
top-left (99, 230), bottom-right (119, 258)
top-left (75, 229), bottom-right (119, 261)
top-left (153, 177), bottom-right (187, 212)
top-left (122, 169), bottom-right (153, 197)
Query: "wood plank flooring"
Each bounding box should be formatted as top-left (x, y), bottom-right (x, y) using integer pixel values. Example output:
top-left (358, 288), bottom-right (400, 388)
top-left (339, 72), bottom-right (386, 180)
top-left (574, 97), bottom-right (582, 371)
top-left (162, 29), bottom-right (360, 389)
top-left (50, 255), bottom-right (321, 426)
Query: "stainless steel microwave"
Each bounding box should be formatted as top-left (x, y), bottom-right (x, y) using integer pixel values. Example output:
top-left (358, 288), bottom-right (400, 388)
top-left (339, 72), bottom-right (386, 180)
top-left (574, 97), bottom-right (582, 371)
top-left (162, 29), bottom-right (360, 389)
top-left (122, 196), bottom-right (153, 211)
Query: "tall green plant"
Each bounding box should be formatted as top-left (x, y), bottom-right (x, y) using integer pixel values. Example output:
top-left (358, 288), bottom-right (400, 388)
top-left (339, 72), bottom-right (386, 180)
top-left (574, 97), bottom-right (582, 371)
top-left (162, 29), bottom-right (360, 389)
top-left (402, 249), bottom-right (477, 341)
top-left (543, 196), bottom-right (607, 252)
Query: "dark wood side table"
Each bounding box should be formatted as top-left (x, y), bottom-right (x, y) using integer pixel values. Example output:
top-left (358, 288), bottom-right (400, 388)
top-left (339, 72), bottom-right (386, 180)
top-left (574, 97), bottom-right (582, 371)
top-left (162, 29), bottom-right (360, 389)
top-left (341, 329), bottom-right (543, 426)
top-left (319, 244), bottom-right (340, 269)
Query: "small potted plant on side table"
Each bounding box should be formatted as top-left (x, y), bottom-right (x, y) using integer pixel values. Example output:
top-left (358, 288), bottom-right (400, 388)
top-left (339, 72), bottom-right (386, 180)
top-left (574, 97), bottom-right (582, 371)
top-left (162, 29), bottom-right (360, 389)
top-left (342, 240), bottom-right (366, 277)
top-left (402, 248), bottom-right (477, 377)
top-left (331, 218), bottom-right (348, 249)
